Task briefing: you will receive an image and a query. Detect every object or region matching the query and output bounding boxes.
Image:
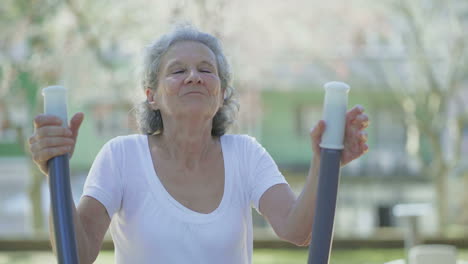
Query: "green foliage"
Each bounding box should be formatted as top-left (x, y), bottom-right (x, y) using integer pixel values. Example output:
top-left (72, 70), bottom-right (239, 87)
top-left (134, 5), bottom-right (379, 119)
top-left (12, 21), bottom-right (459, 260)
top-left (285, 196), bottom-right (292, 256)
top-left (12, 70), bottom-right (40, 113)
top-left (3, 248), bottom-right (468, 264)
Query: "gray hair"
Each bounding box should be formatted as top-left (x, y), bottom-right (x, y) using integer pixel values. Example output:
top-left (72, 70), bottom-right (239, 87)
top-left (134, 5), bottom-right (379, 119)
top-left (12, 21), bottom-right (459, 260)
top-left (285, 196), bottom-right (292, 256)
top-left (136, 25), bottom-right (238, 137)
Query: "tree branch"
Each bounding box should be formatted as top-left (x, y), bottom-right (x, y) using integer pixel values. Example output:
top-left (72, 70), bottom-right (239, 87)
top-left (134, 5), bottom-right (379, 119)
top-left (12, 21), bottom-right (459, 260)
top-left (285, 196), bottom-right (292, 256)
top-left (64, 0), bottom-right (116, 69)
top-left (399, 2), bottom-right (442, 95)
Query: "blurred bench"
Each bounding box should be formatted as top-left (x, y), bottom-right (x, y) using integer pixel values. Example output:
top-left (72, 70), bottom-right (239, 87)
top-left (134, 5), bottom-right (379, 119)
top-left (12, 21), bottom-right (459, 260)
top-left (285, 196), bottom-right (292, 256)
top-left (384, 244), bottom-right (468, 264)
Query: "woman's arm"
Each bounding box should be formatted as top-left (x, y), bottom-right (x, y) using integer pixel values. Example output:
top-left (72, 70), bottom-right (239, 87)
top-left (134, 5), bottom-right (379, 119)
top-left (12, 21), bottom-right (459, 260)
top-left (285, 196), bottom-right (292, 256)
top-left (259, 156), bottom-right (320, 246)
top-left (259, 106), bottom-right (369, 246)
top-left (48, 196), bottom-right (111, 263)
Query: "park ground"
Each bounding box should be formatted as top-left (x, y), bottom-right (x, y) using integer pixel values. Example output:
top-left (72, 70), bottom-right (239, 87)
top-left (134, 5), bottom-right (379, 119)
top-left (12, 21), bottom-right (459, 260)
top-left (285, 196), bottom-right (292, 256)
top-left (2, 248), bottom-right (468, 264)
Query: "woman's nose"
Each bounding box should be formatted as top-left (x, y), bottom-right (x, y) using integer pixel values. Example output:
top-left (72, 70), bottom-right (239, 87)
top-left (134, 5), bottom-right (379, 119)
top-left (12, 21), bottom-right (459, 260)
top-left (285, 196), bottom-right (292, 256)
top-left (185, 69), bottom-right (202, 84)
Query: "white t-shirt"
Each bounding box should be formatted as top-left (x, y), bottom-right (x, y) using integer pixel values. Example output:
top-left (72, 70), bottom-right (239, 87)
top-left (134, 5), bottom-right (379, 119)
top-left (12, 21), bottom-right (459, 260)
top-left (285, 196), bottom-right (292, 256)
top-left (82, 134), bottom-right (287, 264)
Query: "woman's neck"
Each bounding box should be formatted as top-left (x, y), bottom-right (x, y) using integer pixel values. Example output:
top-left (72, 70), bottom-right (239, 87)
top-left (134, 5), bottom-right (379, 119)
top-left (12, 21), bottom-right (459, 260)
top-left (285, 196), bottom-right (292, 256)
top-left (151, 116), bottom-right (218, 169)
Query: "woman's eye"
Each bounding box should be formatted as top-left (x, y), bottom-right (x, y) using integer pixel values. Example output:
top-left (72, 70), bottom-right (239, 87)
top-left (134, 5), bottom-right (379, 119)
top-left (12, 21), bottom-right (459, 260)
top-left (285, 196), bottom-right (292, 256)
top-left (172, 70), bottom-right (185, 74)
top-left (200, 69), bottom-right (212, 73)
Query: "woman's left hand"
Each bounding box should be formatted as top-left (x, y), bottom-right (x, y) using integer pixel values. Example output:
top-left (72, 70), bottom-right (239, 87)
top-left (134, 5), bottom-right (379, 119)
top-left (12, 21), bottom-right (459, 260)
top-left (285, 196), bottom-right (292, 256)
top-left (310, 105), bottom-right (369, 166)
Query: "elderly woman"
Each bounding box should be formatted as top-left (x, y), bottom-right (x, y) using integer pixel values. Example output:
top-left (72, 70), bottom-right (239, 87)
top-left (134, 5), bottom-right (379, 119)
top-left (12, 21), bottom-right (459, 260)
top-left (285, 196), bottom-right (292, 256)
top-left (29, 25), bottom-right (369, 264)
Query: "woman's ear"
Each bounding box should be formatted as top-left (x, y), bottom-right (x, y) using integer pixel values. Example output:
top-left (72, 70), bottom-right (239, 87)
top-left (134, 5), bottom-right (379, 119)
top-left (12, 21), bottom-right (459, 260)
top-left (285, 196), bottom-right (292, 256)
top-left (145, 88), bottom-right (157, 108)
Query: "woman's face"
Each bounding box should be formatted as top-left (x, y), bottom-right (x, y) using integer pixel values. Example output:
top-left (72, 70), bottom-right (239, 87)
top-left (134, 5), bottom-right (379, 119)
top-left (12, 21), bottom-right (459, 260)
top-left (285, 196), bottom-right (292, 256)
top-left (149, 41), bottom-right (223, 121)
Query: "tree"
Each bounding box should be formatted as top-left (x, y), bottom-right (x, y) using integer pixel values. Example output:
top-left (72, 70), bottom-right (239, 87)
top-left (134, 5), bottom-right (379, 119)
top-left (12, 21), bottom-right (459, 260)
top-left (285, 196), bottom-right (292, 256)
top-left (0, 0), bottom-right (130, 235)
top-left (353, 0), bottom-right (468, 234)
top-left (0, 0), bottom-right (69, 236)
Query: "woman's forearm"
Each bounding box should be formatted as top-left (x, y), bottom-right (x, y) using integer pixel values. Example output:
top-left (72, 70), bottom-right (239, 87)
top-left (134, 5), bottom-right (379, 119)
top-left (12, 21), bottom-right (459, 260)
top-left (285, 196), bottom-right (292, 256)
top-left (48, 201), bottom-right (91, 263)
top-left (282, 156), bottom-right (320, 246)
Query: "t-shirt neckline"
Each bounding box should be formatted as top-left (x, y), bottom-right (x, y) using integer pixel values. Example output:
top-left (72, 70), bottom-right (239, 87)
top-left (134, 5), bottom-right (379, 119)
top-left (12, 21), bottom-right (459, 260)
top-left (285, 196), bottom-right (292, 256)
top-left (141, 134), bottom-right (231, 223)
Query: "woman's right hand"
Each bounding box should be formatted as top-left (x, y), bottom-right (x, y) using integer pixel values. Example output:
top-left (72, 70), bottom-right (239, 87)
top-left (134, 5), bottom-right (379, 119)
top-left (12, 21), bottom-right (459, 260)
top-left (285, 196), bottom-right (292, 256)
top-left (28, 112), bottom-right (84, 176)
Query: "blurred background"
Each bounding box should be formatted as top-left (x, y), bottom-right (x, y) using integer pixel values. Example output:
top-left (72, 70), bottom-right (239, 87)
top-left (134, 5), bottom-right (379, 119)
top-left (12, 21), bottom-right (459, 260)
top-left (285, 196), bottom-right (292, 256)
top-left (1, 0), bottom-right (467, 263)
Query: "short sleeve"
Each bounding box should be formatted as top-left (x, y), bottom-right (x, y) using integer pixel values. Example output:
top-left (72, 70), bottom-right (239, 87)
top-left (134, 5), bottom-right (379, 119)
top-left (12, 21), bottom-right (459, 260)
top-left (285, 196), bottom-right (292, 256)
top-left (245, 136), bottom-right (288, 213)
top-left (81, 138), bottom-right (123, 219)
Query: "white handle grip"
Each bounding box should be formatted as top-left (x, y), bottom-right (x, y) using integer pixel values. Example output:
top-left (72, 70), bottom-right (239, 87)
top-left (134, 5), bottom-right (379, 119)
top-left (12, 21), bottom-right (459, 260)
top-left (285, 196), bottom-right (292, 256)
top-left (42, 85), bottom-right (68, 128)
top-left (319, 81), bottom-right (350, 150)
